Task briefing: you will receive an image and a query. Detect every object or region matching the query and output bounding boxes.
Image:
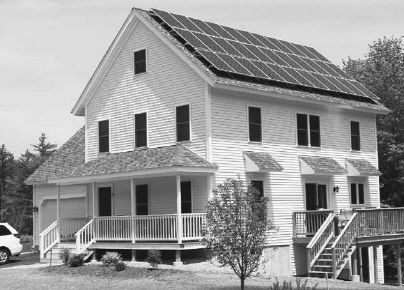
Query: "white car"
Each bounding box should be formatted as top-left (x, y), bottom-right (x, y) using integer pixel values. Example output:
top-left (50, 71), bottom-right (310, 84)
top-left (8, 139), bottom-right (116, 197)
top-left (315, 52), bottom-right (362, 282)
top-left (0, 223), bottom-right (23, 265)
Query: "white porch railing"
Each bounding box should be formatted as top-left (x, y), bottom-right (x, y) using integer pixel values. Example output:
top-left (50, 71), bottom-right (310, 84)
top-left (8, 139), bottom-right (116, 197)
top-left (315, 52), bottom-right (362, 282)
top-left (75, 219), bottom-right (95, 254)
top-left (59, 218), bottom-right (89, 241)
top-left (39, 221), bottom-right (59, 258)
top-left (92, 213), bottom-right (206, 242)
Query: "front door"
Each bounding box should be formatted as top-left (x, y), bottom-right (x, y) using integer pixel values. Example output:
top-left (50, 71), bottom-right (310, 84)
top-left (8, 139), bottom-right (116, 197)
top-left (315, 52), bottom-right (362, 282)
top-left (99, 187), bottom-right (112, 216)
top-left (305, 183), bottom-right (328, 210)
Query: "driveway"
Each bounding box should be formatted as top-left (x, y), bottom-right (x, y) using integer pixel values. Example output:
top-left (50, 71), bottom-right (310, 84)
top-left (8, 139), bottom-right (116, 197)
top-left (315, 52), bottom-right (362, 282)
top-left (0, 252), bottom-right (40, 269)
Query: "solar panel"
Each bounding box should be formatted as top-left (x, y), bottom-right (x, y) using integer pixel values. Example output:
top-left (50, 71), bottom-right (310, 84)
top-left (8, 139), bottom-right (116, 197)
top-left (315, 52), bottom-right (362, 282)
top-left (151, 8), bottom-right (378, 101)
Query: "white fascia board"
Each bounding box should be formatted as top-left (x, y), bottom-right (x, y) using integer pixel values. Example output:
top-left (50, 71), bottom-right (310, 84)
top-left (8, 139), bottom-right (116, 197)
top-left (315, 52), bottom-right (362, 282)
top-left (25, 180), bottom-right (48, 185)
top-left (39, 192), bottom-right (85, 206)
top-left (132, 9), bottom-right (214, 87)
top-left (213, 82), bottom-right (388, 115)
top-left (48, 166), bottom-right (218, 186)
top-left (71, 10), bottom-right (139, 116)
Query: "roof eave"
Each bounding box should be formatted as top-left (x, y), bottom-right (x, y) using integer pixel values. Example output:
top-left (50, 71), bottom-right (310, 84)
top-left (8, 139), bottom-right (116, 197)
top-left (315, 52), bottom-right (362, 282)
top-left (48, 166), bottom-right (218, 185)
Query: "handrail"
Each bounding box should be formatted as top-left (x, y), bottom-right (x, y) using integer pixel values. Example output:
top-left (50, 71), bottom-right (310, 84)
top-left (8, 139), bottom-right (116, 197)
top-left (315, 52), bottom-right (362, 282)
top-left (306, 213), bottom-right (335, 269)
top-left (331, 213), bottom-right (358, 278)
top-left (75, 219), bottom-right (95, 254)
top-left (293, 210), bottom-right (334, 237)
top-left (39, 221), bottom-right (59, 258)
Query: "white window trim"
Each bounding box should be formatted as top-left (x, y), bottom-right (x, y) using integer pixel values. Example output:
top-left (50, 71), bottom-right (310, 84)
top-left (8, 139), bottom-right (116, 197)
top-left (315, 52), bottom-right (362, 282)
top-left (175, 104), bottom-right (192, 143)
top-left (98, 119), bottom-right (110, 154)
top-left (349, 120), bottom-right (361, 152)
top-left (133, 47), bottom-right (148, 75)
top-left (247, 105), bottom-right (263, 143)
top-left (350, 182), bottom-right (365, 206)
top-left (134, 111), bottom-right (148, 148)
top-left (295, 112), bottom-right (321, 148)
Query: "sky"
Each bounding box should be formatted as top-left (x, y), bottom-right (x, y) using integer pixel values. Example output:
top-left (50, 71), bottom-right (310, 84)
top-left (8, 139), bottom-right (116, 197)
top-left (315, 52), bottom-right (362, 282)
top-left (0, 0), bottom-right (403, 157)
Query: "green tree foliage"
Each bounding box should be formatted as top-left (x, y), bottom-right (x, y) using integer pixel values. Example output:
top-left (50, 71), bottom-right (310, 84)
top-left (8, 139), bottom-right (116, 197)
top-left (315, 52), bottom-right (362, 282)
top-left (344, 37), bottom-right (404, 206)
top-left (202, 178), bottom-right (274, 290)
top-left (32, 133), bottom-right (57, 159)
top-left (0, 145), bottom-right (15, 220)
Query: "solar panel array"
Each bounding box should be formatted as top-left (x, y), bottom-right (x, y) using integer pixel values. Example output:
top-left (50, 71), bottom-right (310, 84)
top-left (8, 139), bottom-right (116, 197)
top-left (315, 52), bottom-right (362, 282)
top-left (151, 8), bottom-right (377, 101)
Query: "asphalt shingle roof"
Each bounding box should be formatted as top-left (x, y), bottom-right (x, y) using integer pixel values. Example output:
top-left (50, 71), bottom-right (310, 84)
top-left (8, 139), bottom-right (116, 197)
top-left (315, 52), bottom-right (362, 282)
top-left (346, 159), bottom-right (381, 176)
top-left (244, 151), bottom-right (283, 171)
top-left (67, 144), bottom-right (217, 178)
top-left (300, 156), bottom-right (347, 174)
top-left (26, 126), bottom-right (85, 183)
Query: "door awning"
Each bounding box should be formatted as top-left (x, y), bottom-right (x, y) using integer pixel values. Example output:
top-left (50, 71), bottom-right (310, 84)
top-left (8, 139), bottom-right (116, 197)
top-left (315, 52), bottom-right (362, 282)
top-left (346, 159), bottom-right (382, 176)
top-left (244, 151), bottom-right (283, 173)
top-left (300, 156), bottom-right (347, 175)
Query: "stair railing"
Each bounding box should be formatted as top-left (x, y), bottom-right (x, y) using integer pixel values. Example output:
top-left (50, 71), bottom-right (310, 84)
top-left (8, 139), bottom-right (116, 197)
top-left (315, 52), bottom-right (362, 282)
top-left (75, 219), bottom-right (95, 254)
top-left (39, 221), bottom-right (59, 258)
top-left (331, 213), bottom-right (358, 278)
top-left (306, 213), bottom-right (335, 271)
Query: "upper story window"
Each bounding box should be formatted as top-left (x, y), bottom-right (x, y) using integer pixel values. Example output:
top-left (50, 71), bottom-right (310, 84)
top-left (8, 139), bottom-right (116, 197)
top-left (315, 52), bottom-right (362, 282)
top-left (134, 49), bottom-right (146, 75)
top-left (297, 113), bottom-right (320, 147)
top-left (181, 181), bottom-right (192, 213)
top-left (99, 120), bottom-right (109, 153)
top-left (135, 113), bottom-right (147, 148)
top-left (176, 105), bottom-right (190, 142)
top-left (350, 183), bottom-right (364, 205)
top-left (350, 121), bottom-right (361, 151)
top-left (248, 107), bottom-right (262, 142)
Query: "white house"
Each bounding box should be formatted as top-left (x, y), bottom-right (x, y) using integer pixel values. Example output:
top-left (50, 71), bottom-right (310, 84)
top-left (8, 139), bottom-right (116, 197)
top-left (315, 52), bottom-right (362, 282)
top-left (27, 7), bottom-right (404, 284)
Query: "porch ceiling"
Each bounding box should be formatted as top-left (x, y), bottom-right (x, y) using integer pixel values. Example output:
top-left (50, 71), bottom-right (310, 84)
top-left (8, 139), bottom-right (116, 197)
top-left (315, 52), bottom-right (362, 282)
top-left (300, 156), bottom-right (347, 175)
top-left (49, 144), bottom-right (217, 185)
top-left (346, 159), bottom-right (381, 176)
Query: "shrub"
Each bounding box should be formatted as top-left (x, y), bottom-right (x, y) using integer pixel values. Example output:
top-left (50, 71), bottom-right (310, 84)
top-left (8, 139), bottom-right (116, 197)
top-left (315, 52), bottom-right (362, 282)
top-left (145, 249), bottom-right (162, 269)
top-left (269, 278), bottom-right (317, 290)
top-left (115, 261), bottom-right (127, 272)
top-left (101, 251), bottom-right (122, 267)
top-left (59, 248), bottom-right (71, 265)
top-left (68, 254), bottom-right (85, 267)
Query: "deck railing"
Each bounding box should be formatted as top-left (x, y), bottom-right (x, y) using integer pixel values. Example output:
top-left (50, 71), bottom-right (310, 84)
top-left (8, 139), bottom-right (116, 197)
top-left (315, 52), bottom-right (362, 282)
top-left (355, 208), bottom-right (404, 236)
top-left (75, 219), bottom-right (95, 254)
top-left (293, 210), bottom-right (334, 237)
top-left (59, 218), bottom-right (89, 242)
top-left (39, 221), bottom-right (59, 258)
top-left (134, 214), bottom-right (178, 241)
top-left (306, 213), bottom-right (335, 269)
top-left (182, 213), bottom-right (206, 240)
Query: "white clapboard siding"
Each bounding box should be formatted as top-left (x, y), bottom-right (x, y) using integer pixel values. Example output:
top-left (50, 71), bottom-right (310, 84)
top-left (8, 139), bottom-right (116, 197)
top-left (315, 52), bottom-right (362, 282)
top-left (210, 89), bottom-right (379, 275)
top-left (86, 20), bottom-right (206, 162)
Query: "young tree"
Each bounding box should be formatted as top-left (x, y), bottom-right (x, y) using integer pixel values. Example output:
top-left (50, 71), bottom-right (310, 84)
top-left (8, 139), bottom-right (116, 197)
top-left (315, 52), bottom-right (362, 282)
top-left (203, 178), bottom-right (273, 290)
top-left (344, 37), bottom-right (404, 206)
top-left (32, 133), bottom-right (57, 159)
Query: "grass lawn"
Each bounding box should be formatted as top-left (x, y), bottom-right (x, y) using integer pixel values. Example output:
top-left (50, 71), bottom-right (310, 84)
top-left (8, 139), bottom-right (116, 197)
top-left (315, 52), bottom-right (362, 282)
top-left (37, 263), bottom-right (400, 290)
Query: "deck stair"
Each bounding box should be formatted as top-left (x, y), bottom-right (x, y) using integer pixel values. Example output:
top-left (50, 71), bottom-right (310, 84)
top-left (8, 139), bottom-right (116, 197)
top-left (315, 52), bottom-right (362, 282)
top-left (40, 242), bottom-right (93, 264)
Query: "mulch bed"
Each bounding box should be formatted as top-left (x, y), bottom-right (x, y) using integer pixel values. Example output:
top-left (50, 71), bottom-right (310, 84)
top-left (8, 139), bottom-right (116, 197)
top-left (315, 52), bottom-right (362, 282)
top-left (40, 264), bottom-right (183, 279)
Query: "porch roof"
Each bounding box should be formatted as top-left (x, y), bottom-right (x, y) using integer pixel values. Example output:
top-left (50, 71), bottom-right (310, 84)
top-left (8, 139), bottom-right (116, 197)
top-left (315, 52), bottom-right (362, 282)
top-left (49, 144), bottom-right (217, 184)
top-left (300, 156), bottom-right (347, 175)
top-left (244, 151), bottom-right (283, 172)
top-left (346, 159), bottom-right (382, 176)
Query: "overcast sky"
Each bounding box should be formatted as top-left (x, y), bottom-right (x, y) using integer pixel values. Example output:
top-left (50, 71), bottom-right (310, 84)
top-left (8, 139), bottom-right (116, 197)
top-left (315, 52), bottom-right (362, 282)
top-left (1, 0), bottom-right (403, 157)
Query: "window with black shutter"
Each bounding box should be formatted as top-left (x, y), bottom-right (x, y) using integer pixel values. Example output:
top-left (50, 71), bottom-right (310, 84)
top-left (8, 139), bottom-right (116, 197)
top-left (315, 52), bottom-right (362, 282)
top-left (176, 105), bottom-right (190, 142)
top-left (99, 120), bottom-right (109, 153)
top-left (248, 107), bottom-right (262, 142)
top-left (135, 113), bottom-right (147, 147)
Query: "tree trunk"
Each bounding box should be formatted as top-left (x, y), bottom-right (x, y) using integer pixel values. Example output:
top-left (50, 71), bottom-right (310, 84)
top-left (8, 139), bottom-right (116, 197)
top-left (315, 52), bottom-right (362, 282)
top-left (240, 276), bottom-right (245, 290)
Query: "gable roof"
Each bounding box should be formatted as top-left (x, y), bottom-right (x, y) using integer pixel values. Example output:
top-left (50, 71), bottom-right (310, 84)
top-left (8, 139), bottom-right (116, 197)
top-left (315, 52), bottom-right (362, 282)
top-left (25, 126), bottom-right (85, 184)
top-left (72, 8), bottom-right (388, 117)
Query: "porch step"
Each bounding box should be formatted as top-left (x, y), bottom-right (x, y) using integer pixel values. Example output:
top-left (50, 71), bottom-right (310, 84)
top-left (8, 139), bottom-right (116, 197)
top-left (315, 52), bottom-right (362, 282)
top-left (40, 243), bottom-right (93, 264)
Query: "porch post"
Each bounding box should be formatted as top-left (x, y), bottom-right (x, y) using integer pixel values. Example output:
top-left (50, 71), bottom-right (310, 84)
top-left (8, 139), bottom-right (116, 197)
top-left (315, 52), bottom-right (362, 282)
top-left (85, 185), bottom-right (89, 218)
top-left (131, 179), bottom-right (136, 246)
top-left (91, 182), bottom-right (97, 262)
top-left (176, 175), bottom-right (182, 244)
top-left (359, 247), bottom-right (363, 282)
top-left (56, 185), bottom-right (61, 242)
top-left (373, 246), bottom-right (378, 284)
top-left (397, 243), bottom-right (402, 286)
top-left (92, 183), bottom-right (96, 217)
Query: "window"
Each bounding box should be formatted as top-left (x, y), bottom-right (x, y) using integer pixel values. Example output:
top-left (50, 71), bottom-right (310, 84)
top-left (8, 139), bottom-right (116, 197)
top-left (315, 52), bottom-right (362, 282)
top-left (251, 180), bottom-right (264, 200)
top-left (305, 183), bottom-right (327, 210)
top-left (135, 113), bottom-right (147, 147)
top-left (351, 183), bottom-right (364, 205)
top-left (134, 49), bottom-right (146, 74)
top-left (351, 121), bottom-right (360, 151)
top-left (297, 114), bottom-right (320, 147)
top-left (176, 105), bottom-right (190, 142)
top-left (99, 120), bottom-right (109, 153)
top-left (248, 107), bottom-right (262, 142)
top-left (0, 225), bottom-right (11, 236)
top-left (181, 181), bottom-right (192, 213)
top-left (136, 184), bottom-right (148, 215)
